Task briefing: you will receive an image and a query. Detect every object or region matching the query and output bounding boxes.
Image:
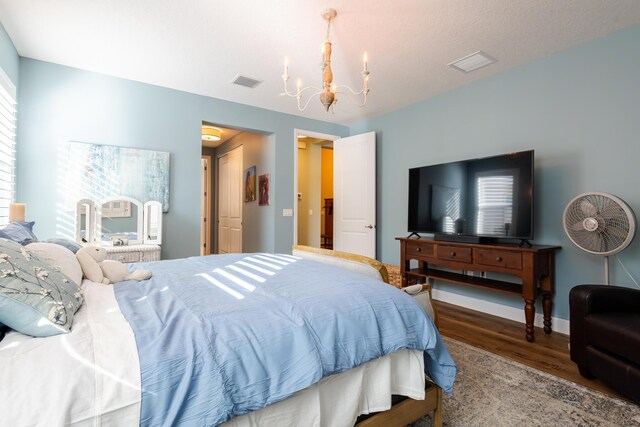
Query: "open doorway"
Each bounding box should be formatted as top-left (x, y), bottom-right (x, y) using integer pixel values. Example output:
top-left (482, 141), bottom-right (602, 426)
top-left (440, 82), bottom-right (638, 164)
top-left (202, 124), bottom-right (241, 254)
top-left (201, 122), bottom-right (273, 254)
top-left (294, 130), bottom-right (338, 249)
top-left (294, 130), bottom-right (377, 258)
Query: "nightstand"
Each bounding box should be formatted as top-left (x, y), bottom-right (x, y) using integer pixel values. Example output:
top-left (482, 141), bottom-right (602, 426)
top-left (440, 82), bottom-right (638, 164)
top-left (104, 244), bottom-right (161, 263)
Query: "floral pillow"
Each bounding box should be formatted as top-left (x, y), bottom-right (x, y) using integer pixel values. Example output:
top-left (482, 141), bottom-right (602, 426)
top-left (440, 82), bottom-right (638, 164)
top-left (0, 238), bottom-right (83, 337)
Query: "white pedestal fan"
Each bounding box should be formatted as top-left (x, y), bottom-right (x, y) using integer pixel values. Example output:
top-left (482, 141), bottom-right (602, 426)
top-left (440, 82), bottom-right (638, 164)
top-left (563, 192), bottom-right (636, 285)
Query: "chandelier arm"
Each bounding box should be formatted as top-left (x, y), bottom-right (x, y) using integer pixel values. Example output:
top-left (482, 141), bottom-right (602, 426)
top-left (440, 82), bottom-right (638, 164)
top-left (333, 84), bottom-right (365, 96)
top-left (333, 87), bottom-right (368, 107)
top-left (282, 79), bottom-right (323, 98)
top-left (298, 91), bottom-right (322, 111)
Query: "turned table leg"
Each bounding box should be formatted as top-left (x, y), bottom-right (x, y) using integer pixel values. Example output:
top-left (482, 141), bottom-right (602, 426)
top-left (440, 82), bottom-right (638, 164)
top-left (524, 299), bottom-right (535, 342)
top-left (542, 293), bottom-right (552, 334)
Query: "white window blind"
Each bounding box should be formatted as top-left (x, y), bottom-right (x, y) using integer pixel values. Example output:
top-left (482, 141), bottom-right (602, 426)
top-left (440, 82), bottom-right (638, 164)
top-left (476, 175), bottom-right (514, 235)
top-left (0, 68), bottom-right (17, 226)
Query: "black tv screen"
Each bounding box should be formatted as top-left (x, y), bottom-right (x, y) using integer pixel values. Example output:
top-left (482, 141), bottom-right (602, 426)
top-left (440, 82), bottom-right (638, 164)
top-left (408, 150), bottom-right (534, 240)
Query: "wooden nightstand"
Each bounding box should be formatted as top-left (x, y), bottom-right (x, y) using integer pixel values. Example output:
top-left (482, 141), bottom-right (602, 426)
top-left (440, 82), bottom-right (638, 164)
top-left (104, 244), bottom-right (161, 263)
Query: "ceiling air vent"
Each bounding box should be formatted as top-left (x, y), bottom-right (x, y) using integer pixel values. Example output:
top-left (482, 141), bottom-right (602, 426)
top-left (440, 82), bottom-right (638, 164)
top-left (448, 51), bottom-right (497, 73)
top-left (231, 74), bottom-right (263, 89)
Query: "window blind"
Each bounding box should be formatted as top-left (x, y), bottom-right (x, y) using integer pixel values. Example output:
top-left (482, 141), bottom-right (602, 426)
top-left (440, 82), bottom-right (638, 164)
top-left (0, 68), bottom-right (17, 226)
top-left (476, 175), bottom-right (513, 235)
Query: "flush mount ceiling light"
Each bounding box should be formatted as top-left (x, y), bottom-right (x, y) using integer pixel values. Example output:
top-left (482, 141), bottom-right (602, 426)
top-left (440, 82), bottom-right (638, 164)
top-left (282, 8), bottom-right (370, 113)
top-left (202, 127), bottom-right (222, 141)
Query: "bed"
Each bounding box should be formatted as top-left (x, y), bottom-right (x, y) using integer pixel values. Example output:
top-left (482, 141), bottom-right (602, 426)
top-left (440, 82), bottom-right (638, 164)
top-left (0, 242), bottom-right (456, 426)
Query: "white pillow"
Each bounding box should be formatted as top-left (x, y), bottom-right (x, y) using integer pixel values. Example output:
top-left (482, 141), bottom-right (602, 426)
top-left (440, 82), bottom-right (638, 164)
top-left (26, 242), bottom-right (83, 287)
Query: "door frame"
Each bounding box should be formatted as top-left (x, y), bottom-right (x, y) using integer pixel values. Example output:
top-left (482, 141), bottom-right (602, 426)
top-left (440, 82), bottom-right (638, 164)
top-left (293, 129), bottom-right (339, 246)
top-left (201, 155), bottom-right (212, 255)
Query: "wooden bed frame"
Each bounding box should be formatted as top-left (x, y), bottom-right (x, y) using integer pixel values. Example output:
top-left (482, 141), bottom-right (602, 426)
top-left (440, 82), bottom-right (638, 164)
top-left (291, 246), bottom-right (445, 427)
top-left (355, 381), bottom-right (443, 427)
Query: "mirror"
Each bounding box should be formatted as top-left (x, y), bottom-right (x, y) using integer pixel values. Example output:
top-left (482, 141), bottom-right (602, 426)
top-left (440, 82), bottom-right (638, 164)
top-left (97, 197), bottom-right (143, 245)
top-left (75, 199), bottom-right (96, 243)
top-left (144, 201), bottom-right (163, 244)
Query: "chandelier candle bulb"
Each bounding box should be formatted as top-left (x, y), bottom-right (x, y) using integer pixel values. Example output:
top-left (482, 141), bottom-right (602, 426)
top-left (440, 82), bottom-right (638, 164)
top-left (364, 52), bottom-right (368, 71)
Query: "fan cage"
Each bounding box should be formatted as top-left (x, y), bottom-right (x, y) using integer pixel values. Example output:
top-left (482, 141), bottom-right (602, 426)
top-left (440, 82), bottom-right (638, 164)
top-left (563, 192), bottom-right (636, 256)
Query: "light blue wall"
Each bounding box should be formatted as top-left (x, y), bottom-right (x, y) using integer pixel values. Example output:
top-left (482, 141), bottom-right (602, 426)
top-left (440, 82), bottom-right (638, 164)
top-left (350, 25), bottom-right (640, 320)
top-left (0, 21), bottom-right (19, 86)
top-left (17, 58), bottom-right (348, 259)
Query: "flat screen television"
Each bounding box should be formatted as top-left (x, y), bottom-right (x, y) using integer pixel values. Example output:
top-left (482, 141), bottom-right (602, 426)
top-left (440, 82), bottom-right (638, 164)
top-left (408, 150), bottom-right (534, 241)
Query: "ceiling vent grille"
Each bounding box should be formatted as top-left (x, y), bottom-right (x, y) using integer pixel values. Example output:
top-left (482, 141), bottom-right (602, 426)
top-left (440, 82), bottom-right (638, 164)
top-left (448, 51), bottom-right (497, 73)
top-left (231, 74), bottom-right (263, 88)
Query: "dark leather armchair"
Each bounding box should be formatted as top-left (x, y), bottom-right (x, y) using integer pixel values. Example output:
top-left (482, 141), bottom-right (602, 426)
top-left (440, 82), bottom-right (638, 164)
top-left (569, 285), bottom-right (640, 404)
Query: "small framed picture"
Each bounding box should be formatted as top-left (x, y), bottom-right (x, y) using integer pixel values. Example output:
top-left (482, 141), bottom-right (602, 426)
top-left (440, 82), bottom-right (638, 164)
top-left (244, 165), bottom-right (256, 202)
top-left (259, 173), bottom-right (270, 206)
top-left (110, 235), bottom-right (129, 246)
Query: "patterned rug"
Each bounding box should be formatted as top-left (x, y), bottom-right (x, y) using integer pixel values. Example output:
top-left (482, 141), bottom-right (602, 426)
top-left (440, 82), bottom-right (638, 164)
top-left (415, 338), bottom-right (640, 427)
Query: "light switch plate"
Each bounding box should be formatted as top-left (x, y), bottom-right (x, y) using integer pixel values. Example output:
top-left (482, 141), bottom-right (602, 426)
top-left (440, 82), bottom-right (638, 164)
top-left (283, 209), bottom-right (293, 217)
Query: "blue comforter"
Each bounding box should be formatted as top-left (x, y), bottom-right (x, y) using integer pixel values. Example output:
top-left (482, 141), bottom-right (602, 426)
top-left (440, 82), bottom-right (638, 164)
top-left (114, 253), bottom-right (456, 426)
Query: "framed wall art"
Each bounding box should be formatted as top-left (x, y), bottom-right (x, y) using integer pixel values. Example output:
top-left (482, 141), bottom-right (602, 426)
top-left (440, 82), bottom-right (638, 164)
top-left (244, 165), bottom-right (256, 202)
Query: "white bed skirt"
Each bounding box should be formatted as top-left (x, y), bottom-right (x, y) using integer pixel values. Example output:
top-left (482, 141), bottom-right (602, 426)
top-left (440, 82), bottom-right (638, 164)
top-left (224, 348), bottom-right (425, 427)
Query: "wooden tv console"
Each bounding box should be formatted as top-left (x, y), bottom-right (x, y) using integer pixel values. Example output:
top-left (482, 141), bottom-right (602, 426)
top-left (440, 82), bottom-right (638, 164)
top-left (396, 237), bottom-right (560, 342)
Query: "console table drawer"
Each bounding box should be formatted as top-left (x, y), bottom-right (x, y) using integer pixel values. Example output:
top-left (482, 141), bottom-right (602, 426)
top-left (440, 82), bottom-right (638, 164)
top-left (437, 245), bottom-right (472, 263)
top-left (406, 242), bottom-right (434, 258)
top-left (477, 249), bottom-right (522, 269)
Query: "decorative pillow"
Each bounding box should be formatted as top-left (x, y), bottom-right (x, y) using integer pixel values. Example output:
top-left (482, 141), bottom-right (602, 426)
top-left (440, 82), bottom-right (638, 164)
top-left (0, 238), bottom-right (83, 337)
top-left (46, 238), bottom-right (83, 254)
top-left (0, 221), bottom-right (39, 245)
top-left (26, 242), bottom-right (83, 287)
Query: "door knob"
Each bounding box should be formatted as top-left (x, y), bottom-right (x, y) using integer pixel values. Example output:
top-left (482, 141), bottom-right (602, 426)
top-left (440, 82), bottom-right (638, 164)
top-left (365, 224), bottom-right (374, 229)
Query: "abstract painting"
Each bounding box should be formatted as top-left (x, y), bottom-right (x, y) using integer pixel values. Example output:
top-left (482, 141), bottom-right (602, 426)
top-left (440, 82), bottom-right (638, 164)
top-left (61, 141), bottom-right (170, 212)
top-left (244, 165), bottom-right (256, 202)
top-left (259, 173), bottom-right (270, 206)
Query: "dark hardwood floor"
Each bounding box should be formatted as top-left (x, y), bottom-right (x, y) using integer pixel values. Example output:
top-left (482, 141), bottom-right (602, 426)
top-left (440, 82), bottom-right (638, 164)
top-left (434, 300), bottom-right (627, 400)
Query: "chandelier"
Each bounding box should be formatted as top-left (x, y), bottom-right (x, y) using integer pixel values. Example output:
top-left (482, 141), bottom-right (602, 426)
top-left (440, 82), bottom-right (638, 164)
top-left (282, 8), bottom-right (370, 113)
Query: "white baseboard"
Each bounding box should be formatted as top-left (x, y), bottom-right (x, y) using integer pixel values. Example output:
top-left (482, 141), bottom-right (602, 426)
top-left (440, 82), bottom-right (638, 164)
top-left (431, 288), bottom-right (570, 336)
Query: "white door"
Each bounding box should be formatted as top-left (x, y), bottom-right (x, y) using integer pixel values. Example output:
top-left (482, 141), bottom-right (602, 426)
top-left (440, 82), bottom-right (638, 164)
top-left (218, 146), bottom-right (243, 253)
top-left (334, 132), bottom-right (376, 258)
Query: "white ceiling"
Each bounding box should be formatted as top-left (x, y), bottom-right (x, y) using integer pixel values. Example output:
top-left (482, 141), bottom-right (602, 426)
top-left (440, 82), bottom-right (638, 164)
top-left (2, 1), bottom-right (640, 125)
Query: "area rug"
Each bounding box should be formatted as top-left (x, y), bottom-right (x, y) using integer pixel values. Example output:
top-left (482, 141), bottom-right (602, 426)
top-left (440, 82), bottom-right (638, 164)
top-left (414, 338), bottom-right (640, 427)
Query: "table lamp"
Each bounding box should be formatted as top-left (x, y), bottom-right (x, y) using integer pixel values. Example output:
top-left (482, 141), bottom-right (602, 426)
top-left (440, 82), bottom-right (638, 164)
top-left (9, 203), bottom-right (26, 222)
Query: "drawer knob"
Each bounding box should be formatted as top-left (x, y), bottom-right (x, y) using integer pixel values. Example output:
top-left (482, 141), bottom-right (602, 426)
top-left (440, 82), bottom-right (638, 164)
top-left (416, 247), bottom-right (422, 252)
top-left (118, 255), bottom-right (125, 261)
top-left (450, 252), bottom-right (456, 257)
top-left (496, 256), bottom-right (503, 262)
